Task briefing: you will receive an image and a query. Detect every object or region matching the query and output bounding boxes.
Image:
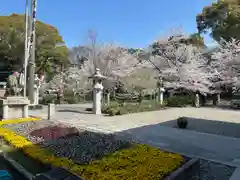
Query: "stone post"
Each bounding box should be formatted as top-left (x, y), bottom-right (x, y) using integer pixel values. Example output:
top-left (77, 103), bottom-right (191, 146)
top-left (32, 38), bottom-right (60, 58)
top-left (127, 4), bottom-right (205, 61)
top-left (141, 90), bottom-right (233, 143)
top-left (23, 104), bottom-right (28, 118)
top-left (89, 68), bottom-right (107, 115)
top-left (2, 105), bottom-right (8, 119)
top-left (48, 103), bottom-right (55, 120)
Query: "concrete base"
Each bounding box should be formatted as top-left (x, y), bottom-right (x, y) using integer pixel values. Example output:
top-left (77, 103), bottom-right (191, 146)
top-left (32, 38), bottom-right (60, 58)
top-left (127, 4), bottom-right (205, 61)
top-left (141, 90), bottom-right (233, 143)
top-left (0, 96), bottom-right (29, 119)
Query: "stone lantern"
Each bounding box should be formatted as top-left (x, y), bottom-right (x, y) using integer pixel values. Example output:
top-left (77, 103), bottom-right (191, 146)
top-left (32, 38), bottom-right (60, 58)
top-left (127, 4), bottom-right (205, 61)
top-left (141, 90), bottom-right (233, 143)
top-left (155, 75), bottom-right (165, 105)
top-left (89, 68), bottom-right (107, 115)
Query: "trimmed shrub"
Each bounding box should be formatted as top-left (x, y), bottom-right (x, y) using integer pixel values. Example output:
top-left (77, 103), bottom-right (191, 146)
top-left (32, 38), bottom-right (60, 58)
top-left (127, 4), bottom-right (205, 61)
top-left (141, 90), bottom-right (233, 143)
top-left (177, 117), bottom-right (188, 129)
top-left (102, 101), bottom-right (166, 116)
top-left (166, 95), bottom-right (194, 107)
top-left (64, 96), bottom-right (79, 104)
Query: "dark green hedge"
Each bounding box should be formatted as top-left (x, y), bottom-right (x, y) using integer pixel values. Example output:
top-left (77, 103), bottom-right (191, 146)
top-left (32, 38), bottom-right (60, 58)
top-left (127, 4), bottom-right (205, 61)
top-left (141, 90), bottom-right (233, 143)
top-left (166, 95), bottom-right (194, 107)
top-left (39, 95), bottom-right (57, 105)
top-left (102, 101), bottom-right (166, 116)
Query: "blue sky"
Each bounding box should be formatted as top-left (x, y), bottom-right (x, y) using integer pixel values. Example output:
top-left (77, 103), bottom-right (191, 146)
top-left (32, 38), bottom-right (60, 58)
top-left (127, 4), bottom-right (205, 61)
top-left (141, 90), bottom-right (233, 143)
top-left (1, 0), bottom-right (216, 48)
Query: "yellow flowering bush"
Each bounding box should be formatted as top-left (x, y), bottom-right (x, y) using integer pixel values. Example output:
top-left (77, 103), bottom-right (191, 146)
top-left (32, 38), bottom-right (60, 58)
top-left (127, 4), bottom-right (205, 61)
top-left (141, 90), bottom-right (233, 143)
top-left (0, 117), bottom-right (40, 126)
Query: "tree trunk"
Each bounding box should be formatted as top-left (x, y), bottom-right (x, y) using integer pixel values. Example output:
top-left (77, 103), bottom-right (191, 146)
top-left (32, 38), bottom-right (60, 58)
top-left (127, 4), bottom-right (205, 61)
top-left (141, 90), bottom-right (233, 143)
top-left (200, 94), bottom-right (207, 106)
top-left (112, 90), bottom-right (116, 100)
top-left (217, 93), bottom-right (221, 105)
top-left (213, 93), bottom-right (220, 106)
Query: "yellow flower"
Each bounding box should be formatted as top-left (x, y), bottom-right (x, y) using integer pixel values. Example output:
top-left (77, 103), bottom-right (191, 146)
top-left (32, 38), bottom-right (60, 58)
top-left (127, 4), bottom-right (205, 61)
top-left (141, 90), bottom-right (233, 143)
top-left (0, 117), bottom-right (40, 126)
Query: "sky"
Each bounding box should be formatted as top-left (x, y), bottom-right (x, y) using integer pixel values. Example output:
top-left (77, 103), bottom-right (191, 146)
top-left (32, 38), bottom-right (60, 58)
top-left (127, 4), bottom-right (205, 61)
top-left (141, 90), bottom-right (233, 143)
top-left (1, 0), bottom-right (216, 48)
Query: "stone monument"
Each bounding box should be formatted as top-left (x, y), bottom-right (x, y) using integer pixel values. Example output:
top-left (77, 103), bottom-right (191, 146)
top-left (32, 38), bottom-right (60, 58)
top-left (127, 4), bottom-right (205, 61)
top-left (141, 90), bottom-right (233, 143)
top-left (89, 68), bottom-right (106, 115)
top-left (1, 72), bottom-right (29, 119)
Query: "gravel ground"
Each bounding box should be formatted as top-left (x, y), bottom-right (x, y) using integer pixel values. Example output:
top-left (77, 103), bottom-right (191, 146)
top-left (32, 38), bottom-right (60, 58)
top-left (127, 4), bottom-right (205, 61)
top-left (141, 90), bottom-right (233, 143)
top-left (188, 159), bottom-right (235, 180)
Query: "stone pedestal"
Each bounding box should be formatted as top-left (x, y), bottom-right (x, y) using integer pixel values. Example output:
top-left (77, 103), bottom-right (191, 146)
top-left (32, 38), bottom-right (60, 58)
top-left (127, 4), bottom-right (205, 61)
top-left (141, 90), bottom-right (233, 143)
top-left (0, 96), bottom-right (29, 119)
top-left (93, 84), bottom-right (103, 115)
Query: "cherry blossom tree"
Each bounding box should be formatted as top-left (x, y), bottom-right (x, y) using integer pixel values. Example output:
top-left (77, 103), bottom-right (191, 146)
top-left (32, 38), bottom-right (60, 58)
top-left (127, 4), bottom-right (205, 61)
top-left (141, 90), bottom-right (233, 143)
top-left (78, 43), bottom-right (143, 79)
top-left (149, 34), bottom-right (213, 92)
top-left (77, 31), bottom-right (143, 79)
top-left (211, 38), bottom-right (240, 91)
top-left (143, 33), bottom-right (217, 106)
top-left (71, 31), bottom-right (145, 94)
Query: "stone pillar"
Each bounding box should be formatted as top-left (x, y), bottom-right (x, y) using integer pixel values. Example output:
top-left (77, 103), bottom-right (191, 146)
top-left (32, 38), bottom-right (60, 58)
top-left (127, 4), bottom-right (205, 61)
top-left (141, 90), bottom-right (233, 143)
top-left (23, 104), bottom-right (28, 118)
top-left (195, 93), bottom-right (200, 108)
top-left (93, 85), bottom-right (103, 114)
top-left (48, 103), bottom-right (55, 120)
top-left (158, 87), bottom-right (165, 105)
top-left (2, 105), bottom-right (8, 119)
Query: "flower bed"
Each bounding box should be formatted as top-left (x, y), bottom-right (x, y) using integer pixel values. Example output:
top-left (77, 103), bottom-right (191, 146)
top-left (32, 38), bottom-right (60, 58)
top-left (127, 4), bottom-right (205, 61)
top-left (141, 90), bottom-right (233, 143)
top-left (0, 121), bottom-right (185, 180)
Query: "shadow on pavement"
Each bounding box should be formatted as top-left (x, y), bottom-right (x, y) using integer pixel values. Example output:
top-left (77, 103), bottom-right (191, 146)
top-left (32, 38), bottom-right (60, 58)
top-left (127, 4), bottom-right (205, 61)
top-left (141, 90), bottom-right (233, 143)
top-left (57, 109), bottom-right (93, 114)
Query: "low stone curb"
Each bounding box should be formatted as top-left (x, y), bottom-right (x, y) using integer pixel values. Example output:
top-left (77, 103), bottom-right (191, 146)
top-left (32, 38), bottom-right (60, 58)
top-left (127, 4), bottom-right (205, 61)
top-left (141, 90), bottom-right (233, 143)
top-left (1, 153), bottom-right (33, 179)
top-left (165, 158), bottom-right (200, 180)
top-left (0, 152), bottom-right (33, 180)
top-left (33, 167), bottom-right (84, 180)
top-left (229, 167), bottom-right (240, 180)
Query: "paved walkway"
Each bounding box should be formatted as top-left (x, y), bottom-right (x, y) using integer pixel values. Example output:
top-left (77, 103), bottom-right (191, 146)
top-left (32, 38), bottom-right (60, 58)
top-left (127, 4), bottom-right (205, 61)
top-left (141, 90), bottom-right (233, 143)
top-left (30, 105), bottom-right (240, 167)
